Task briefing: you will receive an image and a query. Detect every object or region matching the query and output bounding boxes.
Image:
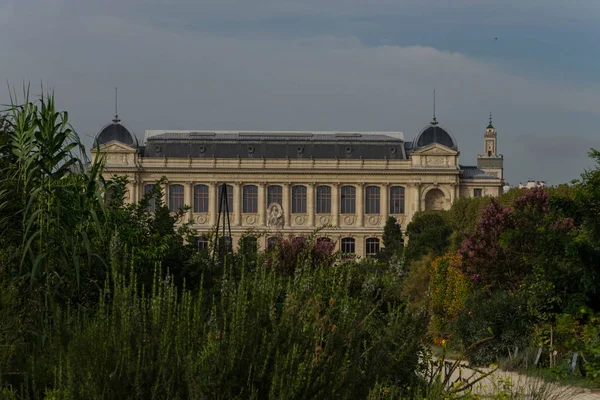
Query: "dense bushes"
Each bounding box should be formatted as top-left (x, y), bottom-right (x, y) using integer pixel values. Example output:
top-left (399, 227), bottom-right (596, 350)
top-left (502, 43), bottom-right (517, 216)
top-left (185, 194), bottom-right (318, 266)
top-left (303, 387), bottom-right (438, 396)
top-left (404, 151), bottom-right (600, 382)
top-left (453, 291), bottom-right (532, 366)
top-left (1, 245), bottom-right (427, 399)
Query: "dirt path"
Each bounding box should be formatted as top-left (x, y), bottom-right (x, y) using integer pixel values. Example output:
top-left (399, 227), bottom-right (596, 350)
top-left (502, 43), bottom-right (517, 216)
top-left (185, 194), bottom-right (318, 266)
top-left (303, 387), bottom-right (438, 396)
top-left (440, 360), bottom-right (600, 399)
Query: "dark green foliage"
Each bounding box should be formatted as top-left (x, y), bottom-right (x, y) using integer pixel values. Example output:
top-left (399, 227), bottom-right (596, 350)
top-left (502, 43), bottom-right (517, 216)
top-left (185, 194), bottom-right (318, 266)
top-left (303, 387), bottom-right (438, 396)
top-left (453, 291), bottom-right (533, 366)
top-left (405, 211), bottom-right (452, 260)
top-left (379, 216), bottom-right (404, 262)
top-left (103, 176), bottom-right (201, 289)
top-left (445, 196), bottom-right (492, 248)
top-left (1, 249), bottom-right (426, 399)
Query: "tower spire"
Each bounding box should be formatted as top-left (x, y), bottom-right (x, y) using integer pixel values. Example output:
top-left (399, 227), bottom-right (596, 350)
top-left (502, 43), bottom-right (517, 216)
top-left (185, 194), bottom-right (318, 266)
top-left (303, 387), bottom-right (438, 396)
top-left (112, 87), bottom-right (120, 124)
top-left (487, 111), bottom-right (494, 129)
top-left (431, 89), bottom-right (438, 125)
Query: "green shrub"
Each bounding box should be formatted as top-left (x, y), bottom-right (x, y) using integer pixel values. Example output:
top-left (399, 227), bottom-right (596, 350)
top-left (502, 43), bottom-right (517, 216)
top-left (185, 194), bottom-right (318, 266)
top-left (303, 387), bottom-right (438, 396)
top-left (2, 251), bottom-right (426, 399)
top-left (406, 212), bottom-right (452, 261)
top-left (453, 291), bottom-right (533, 366)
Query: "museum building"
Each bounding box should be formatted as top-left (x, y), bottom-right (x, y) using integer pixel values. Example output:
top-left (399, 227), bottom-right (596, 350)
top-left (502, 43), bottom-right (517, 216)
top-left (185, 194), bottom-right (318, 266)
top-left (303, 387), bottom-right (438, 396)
top-left (92, 113), bottom-right (504, 258)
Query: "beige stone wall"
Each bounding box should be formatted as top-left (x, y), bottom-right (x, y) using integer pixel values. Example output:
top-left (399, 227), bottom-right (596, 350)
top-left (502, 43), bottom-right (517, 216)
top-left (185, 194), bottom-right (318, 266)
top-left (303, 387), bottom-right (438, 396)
top-left (94, 141), bottom-right (503, 258)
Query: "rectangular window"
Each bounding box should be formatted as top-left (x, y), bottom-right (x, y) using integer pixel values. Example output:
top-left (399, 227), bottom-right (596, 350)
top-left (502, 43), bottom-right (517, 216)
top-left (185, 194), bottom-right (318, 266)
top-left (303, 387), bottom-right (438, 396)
top-left (316, 186), bottom-right (331, 214)
top-left (194, 185), bottom-right (209, 213)
top-left (144, 184), bottom-right (156, 212)
top-left (196, 236), bottom-right (209, 252)
top-left (217, 184), bottom-right (233, 212)
top-left (340, 186), bottom-right (356, 214)
top-left (267, 185), bottom-right (282, 207)
top-left (292, 185), bottom-right (307, 213)
top-left (365, 237), bottom-right (381, 257)
top-left (169, 184), bottom-right (184, 212)
top-left (341, 238), bottom-right (355, 254)
top-left (365, 186), bottom-right (380, 214)
top-left (243, 185), bottom-right (258, 213)
top-left (474, 188), bottom-right (483, 198)
top-left (389, 186), bottom-right (405, 214)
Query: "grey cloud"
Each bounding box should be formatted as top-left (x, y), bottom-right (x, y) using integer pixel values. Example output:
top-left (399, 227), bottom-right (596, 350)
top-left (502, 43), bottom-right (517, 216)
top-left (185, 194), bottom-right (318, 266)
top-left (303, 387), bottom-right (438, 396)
top-left (0, 3), bottom-right (599, 185)
top-left (5, 0), bottom-right (599, 27)
top-left (524, 135), bottom-right (600, 158)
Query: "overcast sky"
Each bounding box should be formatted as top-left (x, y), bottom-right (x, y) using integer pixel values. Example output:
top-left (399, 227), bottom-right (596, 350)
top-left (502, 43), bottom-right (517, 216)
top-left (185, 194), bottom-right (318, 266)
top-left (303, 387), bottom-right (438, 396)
top-left (1, 0), bottom-right (599, 185)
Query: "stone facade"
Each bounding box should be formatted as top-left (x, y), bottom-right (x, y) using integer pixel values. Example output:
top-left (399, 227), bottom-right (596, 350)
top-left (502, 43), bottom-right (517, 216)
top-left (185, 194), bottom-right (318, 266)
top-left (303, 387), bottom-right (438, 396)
top-left (93, 120), bottom-right (504, 259)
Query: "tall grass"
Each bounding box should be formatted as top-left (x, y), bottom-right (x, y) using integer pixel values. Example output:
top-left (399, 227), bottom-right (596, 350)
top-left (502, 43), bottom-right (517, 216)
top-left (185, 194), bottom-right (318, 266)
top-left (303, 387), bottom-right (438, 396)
top-left (1, 243), bottom-right (425, 399)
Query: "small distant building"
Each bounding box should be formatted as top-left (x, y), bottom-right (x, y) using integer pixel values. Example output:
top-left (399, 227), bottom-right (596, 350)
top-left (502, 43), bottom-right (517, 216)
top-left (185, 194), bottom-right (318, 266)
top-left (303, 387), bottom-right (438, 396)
top-left (518, 180), bottom-right (546, 190)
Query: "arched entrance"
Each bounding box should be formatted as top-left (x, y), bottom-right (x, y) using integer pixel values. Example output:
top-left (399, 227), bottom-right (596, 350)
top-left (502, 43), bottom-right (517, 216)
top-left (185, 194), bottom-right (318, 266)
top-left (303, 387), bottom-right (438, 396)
top-left (424, 188), bottom-right (447, 211)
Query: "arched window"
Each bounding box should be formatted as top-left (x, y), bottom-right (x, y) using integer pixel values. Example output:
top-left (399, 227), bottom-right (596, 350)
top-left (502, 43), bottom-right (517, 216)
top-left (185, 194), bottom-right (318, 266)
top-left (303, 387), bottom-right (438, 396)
top-left (267, 237), bottom-right (279, 251)
top-left (267, 185), bottom-right (282, 206)
top-left (243, 185), bottom-right (258, 213)
top-left (194, 185), bottom-right (209, 213)
top-left (144, 184), bottom-right (157, 212)
top-left (169, 184), bottom-right (184, 212)
top-left (316, 185), bottom-right (331, 214)
top-left (365, 237), bottom-right (380, 257)
top-left (196, 235), bottom-right (209, 252)
top-left (425, 188), bottom-right (446, 211)
top-left (389, 186), bottom-right (405, 214)
top-left (292, 236), bottom-right (305, 247)
top-left (365, 186), bottom-right (380, 214)
top-left (291, 185), bottom-right (307, 213)
top-left (316, 237), bottom-right (334, 252)
top-left (217, 184), bottom-right (233, 212)
top-left (340, 186), bottom-right (356, 214)
top-left (218, 235), bottom-right (233, 253)
top-left (239, 236), bottom-right (258, 254)
top-left (317, 237), bottom-right (332, 244)
top-left (341, 237), bottom-right (355, 254)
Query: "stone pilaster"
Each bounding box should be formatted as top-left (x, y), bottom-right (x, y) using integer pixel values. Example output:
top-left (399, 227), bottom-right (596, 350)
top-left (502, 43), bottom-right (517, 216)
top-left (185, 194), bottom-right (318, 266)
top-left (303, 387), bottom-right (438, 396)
top-left (408, 182), bottom-right (420, 219)
top-left (356, 235), bottom-right (365, 259)
top-left (185, 181), bottom-right (194, 221)
top-left (126, 179), bottom-right (135, 204)
top-left (162, 181), bottom-right (168, 208)
top-left (259, 182), bottom-right (267, 227)
top-left (356, 183), bottom-right (364, 227)
top-left (307, 182), bottom-right (316, 227)
top-left (449, 183), bottom-right (457, 204)
top-left (381, 183), bottom-right (389, 224)
top-left (332, 183), bottom-right (340, 227)
top-left (209, 183), bottom-right (218, 226)
top-left (282, 183), bottom-right (290, 228)
top-left (233, 182), bottom-right (242, 226)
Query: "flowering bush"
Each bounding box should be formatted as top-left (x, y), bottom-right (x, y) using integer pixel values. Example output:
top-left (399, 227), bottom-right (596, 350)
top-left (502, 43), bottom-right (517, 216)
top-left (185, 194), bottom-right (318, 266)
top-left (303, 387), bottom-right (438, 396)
top-left (457, 187), bottom-right (578, 292)
top-left (264, 234), bottom-right (336, 276)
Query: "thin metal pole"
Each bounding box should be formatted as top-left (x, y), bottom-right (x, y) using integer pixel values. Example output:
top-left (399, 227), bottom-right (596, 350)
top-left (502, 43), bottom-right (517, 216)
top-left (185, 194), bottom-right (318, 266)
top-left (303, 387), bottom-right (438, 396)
top-left (212, 183), bottom-right (223, 265)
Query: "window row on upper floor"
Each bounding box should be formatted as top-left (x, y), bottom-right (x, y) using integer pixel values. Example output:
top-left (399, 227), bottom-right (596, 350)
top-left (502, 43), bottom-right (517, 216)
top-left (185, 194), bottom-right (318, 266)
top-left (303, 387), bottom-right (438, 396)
top-left (146, 184), bottom-right (406, 215)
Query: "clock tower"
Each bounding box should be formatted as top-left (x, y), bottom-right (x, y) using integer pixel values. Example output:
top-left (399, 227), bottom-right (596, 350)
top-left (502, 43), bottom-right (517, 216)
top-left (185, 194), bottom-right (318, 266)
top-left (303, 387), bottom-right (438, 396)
top-left (477, 113), bottom-right (504, 180)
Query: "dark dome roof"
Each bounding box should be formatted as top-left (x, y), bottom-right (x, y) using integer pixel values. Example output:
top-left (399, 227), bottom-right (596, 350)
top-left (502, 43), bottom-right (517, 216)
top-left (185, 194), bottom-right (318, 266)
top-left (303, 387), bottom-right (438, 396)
top-left (93, 118), bottom-right (137, 148)
top-left (413, 122), bottom-right (458, 150)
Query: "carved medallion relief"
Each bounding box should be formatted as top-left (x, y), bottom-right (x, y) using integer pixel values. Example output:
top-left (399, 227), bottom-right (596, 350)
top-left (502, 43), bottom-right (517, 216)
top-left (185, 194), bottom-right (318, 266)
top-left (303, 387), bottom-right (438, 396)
top-left (267, 203), bottom-right (284, 229)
